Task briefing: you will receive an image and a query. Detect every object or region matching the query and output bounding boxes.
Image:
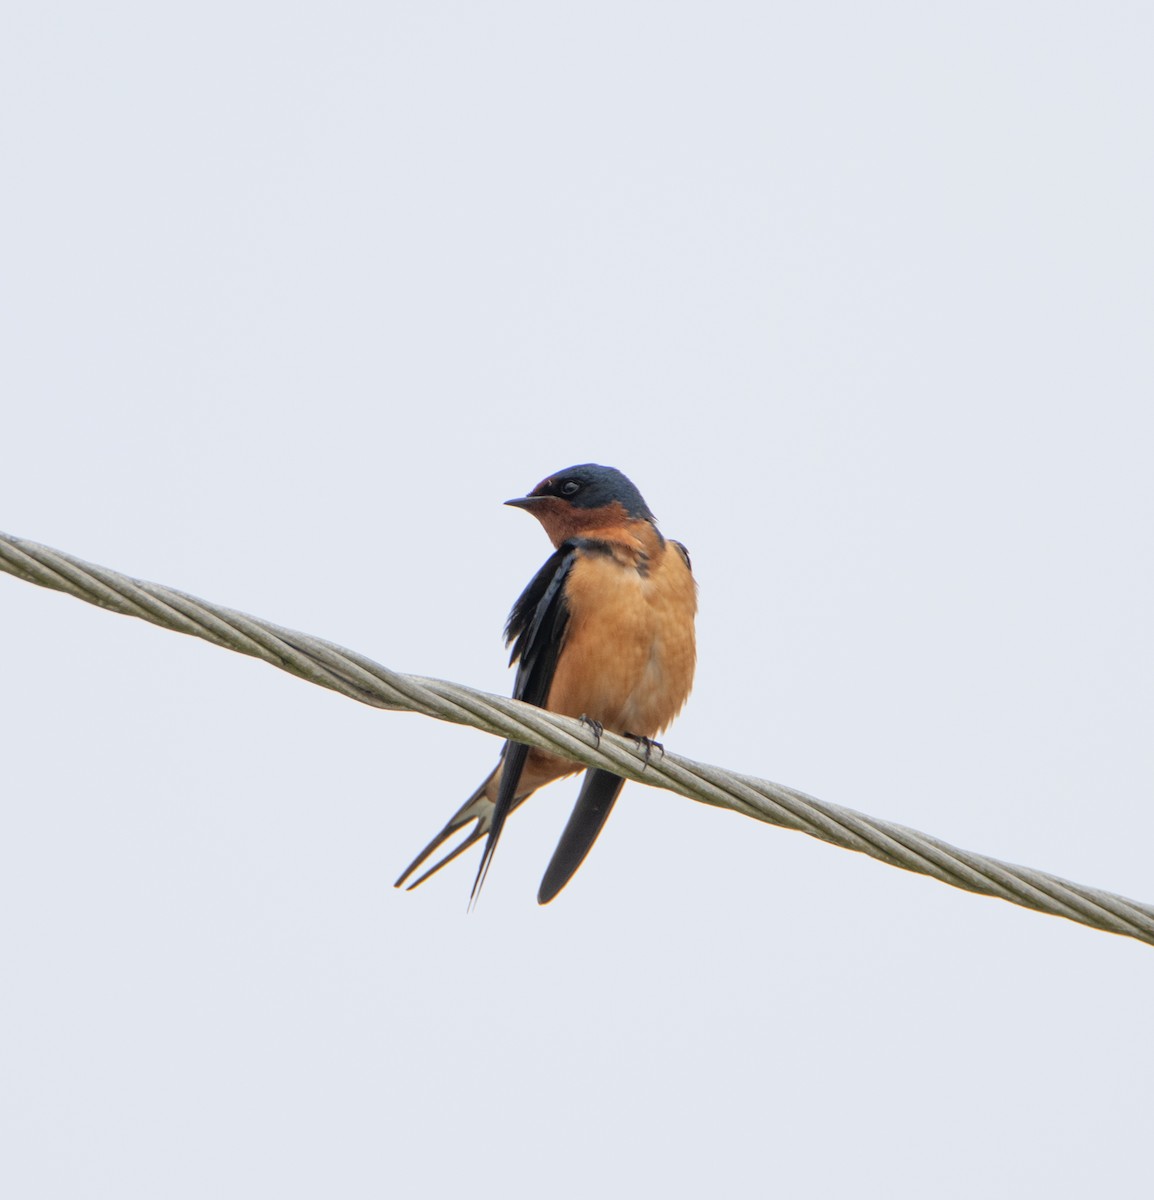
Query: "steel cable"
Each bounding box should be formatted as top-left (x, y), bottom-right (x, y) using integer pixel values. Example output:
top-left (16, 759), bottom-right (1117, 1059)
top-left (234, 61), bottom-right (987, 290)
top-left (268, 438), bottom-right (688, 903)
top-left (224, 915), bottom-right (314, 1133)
top-left (2, 529), bottom-right (1151, 947)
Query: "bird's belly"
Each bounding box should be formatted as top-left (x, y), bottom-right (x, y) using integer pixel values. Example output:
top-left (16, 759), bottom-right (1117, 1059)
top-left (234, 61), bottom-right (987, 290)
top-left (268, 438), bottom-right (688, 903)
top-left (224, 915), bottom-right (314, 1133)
top-left (545, 555), bottom-right (696, 737)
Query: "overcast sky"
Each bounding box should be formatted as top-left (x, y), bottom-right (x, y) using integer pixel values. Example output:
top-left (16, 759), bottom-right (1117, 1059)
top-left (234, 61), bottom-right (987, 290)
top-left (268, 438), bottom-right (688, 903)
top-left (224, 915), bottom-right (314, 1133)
top-left (3, 4), bottom-right (1152, 1197)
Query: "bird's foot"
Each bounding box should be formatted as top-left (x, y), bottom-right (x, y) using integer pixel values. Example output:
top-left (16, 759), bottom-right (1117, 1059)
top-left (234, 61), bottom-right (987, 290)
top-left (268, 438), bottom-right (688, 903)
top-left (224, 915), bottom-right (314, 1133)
top-left (579, 714), bottom-right (604, 748)
top-left (623, 732), bottom-right (664, 768)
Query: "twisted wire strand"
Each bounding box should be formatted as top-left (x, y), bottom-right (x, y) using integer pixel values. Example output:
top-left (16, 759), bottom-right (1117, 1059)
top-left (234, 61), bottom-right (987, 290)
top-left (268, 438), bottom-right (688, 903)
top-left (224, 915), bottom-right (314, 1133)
top-left (2, 529), bottom-right (1152, 948)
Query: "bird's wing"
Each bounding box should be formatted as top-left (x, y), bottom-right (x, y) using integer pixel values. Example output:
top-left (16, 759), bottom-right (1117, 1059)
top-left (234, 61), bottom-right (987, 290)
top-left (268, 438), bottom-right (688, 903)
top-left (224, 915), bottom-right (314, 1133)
top-left (504, 540), bottom-right (582, 705)
top-left (537, 768), bottom-right (626, 905)
top-left (469, 540), bottom-right (581, 903)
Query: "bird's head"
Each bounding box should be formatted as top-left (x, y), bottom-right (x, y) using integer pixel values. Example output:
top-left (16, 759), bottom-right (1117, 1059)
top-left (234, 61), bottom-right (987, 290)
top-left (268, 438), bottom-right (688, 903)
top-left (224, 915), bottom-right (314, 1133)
top-left (505, 463), bottom-right (656, 547)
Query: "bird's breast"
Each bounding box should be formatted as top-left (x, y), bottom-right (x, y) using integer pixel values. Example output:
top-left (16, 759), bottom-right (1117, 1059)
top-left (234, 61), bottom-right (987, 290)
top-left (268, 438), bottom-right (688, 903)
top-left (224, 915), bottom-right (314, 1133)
top-left (546, 539), bottom-right (697, 737)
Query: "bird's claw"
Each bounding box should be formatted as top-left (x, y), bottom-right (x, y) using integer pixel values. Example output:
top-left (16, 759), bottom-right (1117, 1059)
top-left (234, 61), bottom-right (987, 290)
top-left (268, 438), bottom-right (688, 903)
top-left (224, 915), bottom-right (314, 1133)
top-left (623, 732), bottom-right (664, 768)
top-left (579, 714), bottom-right (604, 747)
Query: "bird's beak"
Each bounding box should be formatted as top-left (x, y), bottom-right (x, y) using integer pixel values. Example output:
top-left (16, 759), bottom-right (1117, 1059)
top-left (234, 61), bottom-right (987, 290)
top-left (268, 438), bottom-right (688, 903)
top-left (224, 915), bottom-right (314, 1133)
top-left (504, 495), bottom-right (545, 511)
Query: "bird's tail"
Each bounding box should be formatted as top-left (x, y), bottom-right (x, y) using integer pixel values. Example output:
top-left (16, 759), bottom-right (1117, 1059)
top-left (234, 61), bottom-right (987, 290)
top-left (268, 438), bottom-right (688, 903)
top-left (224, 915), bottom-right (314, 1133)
top-left (395, 766), bottom-right (539, 892)
top-left (393, 769), bottom-right (499, 891)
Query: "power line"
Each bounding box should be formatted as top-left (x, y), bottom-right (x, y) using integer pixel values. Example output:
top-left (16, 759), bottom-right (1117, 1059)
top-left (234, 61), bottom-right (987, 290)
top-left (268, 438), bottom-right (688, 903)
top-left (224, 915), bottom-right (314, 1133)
top-left (2, 529), bottom-right (1151, 948)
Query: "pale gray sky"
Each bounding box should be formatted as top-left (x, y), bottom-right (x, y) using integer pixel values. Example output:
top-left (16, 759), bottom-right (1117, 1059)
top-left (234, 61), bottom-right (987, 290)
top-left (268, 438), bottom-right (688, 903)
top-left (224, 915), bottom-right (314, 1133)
top-left (3, 3), bottom-right (1152, 1197)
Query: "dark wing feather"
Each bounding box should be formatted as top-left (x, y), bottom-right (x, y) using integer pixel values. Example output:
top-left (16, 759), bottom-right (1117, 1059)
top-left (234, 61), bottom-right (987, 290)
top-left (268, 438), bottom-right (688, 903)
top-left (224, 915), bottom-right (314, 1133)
top-left (537, 768), bottom-right (626, 905)
top-left (504, 541), bottom-right (581, 704)
top-left (469, 542), bottom-right (580, 903)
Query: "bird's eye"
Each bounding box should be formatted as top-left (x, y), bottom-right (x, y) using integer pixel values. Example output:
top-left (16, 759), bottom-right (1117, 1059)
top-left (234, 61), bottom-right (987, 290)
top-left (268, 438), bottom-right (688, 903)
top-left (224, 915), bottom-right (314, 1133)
top-left (560, 480), bottom-right (582, 496)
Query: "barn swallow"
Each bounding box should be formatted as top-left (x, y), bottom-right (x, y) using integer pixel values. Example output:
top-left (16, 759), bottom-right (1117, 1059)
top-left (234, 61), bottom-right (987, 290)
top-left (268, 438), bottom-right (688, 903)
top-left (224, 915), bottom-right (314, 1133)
top-left (394, 463), bottom-right (697, 905)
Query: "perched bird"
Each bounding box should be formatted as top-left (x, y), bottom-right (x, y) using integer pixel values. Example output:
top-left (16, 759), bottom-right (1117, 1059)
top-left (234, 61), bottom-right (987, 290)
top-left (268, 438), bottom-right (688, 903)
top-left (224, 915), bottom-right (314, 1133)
top-left (394, 463), bottom-right (697, 905)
